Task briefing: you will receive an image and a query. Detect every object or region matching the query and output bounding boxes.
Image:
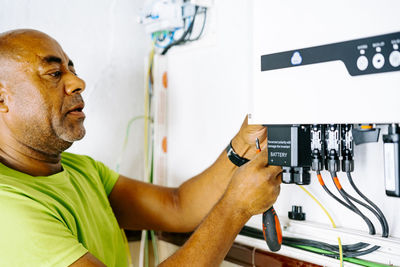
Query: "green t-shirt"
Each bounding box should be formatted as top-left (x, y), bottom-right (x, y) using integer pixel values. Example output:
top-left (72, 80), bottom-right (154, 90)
top-left (0, 152), bottom-right (128, 267)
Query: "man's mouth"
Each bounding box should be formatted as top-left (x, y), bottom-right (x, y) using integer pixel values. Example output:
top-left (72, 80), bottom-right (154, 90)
top-left (66, 103), bottom-right (85, 118)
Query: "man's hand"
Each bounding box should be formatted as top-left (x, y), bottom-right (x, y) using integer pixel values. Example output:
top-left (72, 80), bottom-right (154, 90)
top-left (159, 149), bottom-right (282, 266)
top-left (231, 115), bottom-right (267, 161)
top-left (224, 149), bottom-right (282, 216)
top-left (110, 115), bottom-right (272, 232)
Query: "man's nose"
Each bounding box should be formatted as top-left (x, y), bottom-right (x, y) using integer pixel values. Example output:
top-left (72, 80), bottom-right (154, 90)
top-left (64, 72), bottom-right (86, 95)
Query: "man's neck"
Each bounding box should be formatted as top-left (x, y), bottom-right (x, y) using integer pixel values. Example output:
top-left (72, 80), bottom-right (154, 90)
top-left (0, 140), bottom-right (63, 177)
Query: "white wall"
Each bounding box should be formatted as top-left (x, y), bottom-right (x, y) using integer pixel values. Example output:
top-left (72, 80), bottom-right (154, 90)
top-left (165, 0), bottom-right (252, 186)
top-left (0, 0), bottom-right (149, 179)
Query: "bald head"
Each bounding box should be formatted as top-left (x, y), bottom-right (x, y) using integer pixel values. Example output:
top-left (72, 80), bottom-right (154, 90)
top-left (0, 30), bottom-right (65, 79)
top-left (0, 29), bottom-right (55, 64)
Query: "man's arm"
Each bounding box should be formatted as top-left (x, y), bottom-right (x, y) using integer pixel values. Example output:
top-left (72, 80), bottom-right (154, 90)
top-left (109, 117), bottom-right (268, 232)
top-left (70, 253), bottom-right (106, 267)
top-left (160, 149), bottom-right (282, 266)
top-left (72, 149), bottom-right (281, 267)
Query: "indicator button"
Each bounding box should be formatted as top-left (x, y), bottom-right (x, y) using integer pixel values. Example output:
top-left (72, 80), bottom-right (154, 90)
top-left (372, 53), bottom-right (385, 69)
top-left (389, 51), bottom-right (400, 67)
top-left (356, 56), bottom-right (368, 71)
top-left (291, 51), bottom-right (302, 65)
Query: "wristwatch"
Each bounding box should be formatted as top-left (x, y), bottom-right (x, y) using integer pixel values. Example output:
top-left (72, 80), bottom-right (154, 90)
top-left (226, 141), bottom-right (250, 167)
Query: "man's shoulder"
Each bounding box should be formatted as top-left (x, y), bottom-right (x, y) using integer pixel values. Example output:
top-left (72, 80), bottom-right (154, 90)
top-left (60, 152), bottom-right (114, 181)
top-left (61, 152), bottom-right (97, 168)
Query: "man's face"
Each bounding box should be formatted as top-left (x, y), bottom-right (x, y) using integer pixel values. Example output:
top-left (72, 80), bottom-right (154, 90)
top-left (0, 30), bottom-right (86, 155)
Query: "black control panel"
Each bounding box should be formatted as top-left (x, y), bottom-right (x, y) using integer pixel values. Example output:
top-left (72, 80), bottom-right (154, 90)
top-left (261, 32), bottom-right (400, 76)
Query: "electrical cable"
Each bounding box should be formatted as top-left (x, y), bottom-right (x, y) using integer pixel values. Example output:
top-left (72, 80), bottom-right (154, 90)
top-left (340, 185), bottom-right (387, 238)
top-left (161, 6), bottom-right (199, 55)
top-left (140, 40), bottom-right (156, 267)
top-left (317, 171), bottom-right (354, 211)
top-left (188, 8), bottom-right (207, 41)
top-left (115, 115), bottom-right (149, 173)
top-left (150, 230), bottom-right (159, 265)
top-left (154, 31), bottom-right (175, 49)
top-left (283, 237), bottom-right (380, 257)
top-left (341, 246), bottom-right (381, 258)
top-left (145, 37), bottom-right (160, 265)
top-left (144, 231), bottom-right (149, 267)
top-left (318, 168), bottom-right (386, 237)
top-left (318, 171), bottom-right (376, 235)
top-left (184, 16), bottom-right (194, 41)
top-left (297, 184), bottom-right (343, 266)
top-left (347, 172), bottom-right (389, 238)
top-left (283, 236), bottom-right (369, 253)
top-left (298, 184), bottom-right (337, 228)
top-left (183, 7), bottom-right (206, 41)
top-left (330, 171), bottom-right (376, 235)
top-left (290, 244), bottom-right (385, 267)
top-left (288, 243), bottom-right (380, 259)
top-left (240, 226), bottom-right (380, 261)
top-left (139, 230), bottom-right (147, 267)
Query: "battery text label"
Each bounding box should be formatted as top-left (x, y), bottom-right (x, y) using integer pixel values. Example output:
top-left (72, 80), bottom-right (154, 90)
top-left (270, 152), bottom-right (288, 158)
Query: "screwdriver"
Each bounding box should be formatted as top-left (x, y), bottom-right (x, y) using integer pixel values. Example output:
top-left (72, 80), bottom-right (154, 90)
top-left (256, 138), bottom-right (282, 252)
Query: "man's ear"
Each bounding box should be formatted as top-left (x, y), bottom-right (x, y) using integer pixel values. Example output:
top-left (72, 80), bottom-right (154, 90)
top-left (0, 82), bottom-right (9, 113)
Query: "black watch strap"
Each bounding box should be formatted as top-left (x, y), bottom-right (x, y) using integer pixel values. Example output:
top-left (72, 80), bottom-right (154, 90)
top-left (226, 141), bottom-right (250, 167)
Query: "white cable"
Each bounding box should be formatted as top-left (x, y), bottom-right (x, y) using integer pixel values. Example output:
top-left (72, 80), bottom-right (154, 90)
top-left (138, 230), bottom-right (147, 267)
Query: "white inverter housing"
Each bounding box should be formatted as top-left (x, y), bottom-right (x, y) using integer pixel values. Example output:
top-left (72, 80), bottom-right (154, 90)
top-left (248, 0), bottom-right (400, 125)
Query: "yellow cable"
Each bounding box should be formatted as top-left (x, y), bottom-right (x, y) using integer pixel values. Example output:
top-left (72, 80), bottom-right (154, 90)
top-left (144, 42), bottom-right (155, 182)
top-left (142, 40), bottom-right (156, 267)
top-left (298, 185), bottom-right (343, 267)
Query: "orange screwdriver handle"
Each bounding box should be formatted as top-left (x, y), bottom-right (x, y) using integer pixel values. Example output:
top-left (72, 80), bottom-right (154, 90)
top-left (262, 206), bottom-right (282, 252)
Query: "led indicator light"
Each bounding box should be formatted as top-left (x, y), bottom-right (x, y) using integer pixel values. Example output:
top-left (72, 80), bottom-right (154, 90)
top-left (291, 51), bottom-right (302, 65)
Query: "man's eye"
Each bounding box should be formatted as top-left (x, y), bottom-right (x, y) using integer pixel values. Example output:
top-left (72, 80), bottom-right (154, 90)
top-left (50, 71), bottom-right (62, 78)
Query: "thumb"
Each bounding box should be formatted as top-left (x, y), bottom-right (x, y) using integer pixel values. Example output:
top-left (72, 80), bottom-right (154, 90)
top-left (251, 148), bottom-right (268, 167)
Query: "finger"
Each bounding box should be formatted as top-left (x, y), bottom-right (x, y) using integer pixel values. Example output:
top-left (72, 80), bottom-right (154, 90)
top-left (267, 165), bottom-right (282, 175)
top-left (265, 165), bottom-right (283, 181)
top-left (240, 115), bottom-right (249, 129)
top-left (260, 141), bottom-right (268, 150)
top-left (272, 171), bottom-right (283, 185)
top-left (251, 149), bottom-right (268, 166)
top-left (242, 115), bottom-right (266, 134)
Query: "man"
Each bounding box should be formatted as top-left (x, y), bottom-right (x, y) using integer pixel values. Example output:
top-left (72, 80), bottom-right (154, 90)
top-left (0, 29), bottom-right (282, 267)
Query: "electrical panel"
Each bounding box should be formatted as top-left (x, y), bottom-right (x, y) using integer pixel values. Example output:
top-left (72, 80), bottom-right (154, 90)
top-left (249, 0), bottom-right (400, 125)
top-left (246, 1), bottom-right (400, 265)
top-left (138, 0), bottom-right (187, 34)
top-left (138, 0), bottom-right (211, 34)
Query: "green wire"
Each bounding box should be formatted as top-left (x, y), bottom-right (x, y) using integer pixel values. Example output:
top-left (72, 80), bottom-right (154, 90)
top-left (345, 258), bottom-right (390, 267)
top-left (150, 230), bottom-right (159, 265)
top-left (144, 231), bottom-right (149, 267)
top-left (289, 244), bottom-right (390, 267)
top-left (115, 115), bottom-right (150, 172)
top-left (150, 141), bottom-right (154, 183)
top-left (148, 128), bottom-right (159, 264)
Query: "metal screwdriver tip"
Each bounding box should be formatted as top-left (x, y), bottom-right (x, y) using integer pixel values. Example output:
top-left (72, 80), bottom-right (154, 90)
top-left (256, 138), bottom-right (261, 151)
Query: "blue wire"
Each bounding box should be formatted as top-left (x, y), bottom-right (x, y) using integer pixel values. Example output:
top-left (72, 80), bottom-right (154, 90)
top-left (151, 13), bottom-right (194, 49)
top-left (154, 31), bottom-right (175, 48)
